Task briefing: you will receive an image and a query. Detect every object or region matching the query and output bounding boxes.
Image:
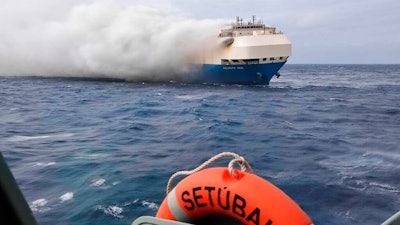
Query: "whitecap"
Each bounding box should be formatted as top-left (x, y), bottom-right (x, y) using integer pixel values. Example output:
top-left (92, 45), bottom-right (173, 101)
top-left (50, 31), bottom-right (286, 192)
top-left (91, 178), bottom-right (106, 187)
top-left (9, 135), bottom-right (51, 141)
top-left (369, 182), bottom-right (399, 193)
top-left (59, 192), bottom-right (74, 202)
top-left (30, 198), bottom-right (51, 212)
top-left (103, 205), bottom-right (123, 218)
top-left (342, 177), bottom-right (367, 191)
top-left (6, 133), bottom-right (74, 142)
top-left (33, 162), bottom-right (56, 167)
top-left (142, 200), bottom-right (159, 209)
top-left (31, 198), bottom-right (47, 207)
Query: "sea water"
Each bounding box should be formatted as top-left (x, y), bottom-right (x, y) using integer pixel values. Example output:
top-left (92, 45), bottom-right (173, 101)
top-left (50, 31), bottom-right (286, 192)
top-left (1, 64), bottom-right (399, 225)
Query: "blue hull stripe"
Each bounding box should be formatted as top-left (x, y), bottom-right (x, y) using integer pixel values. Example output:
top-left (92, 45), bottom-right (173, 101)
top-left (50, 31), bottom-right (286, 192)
top-left (186, 62), bottom-right (286, 84)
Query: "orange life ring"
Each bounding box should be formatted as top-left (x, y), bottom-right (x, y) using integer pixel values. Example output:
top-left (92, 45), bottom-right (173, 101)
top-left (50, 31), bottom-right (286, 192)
top-left (156, 167), bottom-right (313, 225)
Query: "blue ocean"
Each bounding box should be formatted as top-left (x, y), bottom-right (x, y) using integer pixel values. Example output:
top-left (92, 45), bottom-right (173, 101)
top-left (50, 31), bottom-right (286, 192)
top-left (1, 64), bottom-right (399, 225)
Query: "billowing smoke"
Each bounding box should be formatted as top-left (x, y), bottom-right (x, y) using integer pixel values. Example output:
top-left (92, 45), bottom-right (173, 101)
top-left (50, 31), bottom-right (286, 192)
top-left (0, 1), bottom-right (227, 81)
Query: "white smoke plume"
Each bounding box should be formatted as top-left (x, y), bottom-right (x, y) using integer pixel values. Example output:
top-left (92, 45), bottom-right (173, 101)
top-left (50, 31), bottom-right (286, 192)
top-left (0, 0), bottom-right (227, 81)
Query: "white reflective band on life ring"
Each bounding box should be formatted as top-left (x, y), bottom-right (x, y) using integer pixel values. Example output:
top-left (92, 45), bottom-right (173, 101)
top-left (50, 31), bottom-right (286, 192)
top-left (167, 188), bottom-right (191, 222)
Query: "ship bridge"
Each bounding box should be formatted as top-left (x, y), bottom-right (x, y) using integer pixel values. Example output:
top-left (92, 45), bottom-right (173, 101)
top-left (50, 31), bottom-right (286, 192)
top-left (219, 16), bottom-right (278, 37)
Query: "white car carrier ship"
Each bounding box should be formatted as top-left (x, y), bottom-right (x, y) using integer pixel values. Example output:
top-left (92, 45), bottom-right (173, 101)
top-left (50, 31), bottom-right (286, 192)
top-left (187, 16), bottom-right (292, 85)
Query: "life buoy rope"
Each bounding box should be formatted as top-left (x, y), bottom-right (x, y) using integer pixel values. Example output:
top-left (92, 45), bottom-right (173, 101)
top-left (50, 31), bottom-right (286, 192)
top-left (157, 152), bottom-right (313, 225)
top-left (166, 152), bottom-right (253, 194)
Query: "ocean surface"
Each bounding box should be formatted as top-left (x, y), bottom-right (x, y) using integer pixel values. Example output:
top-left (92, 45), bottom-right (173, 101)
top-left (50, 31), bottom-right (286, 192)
top-left (1, 64), bottom-right (399, 225)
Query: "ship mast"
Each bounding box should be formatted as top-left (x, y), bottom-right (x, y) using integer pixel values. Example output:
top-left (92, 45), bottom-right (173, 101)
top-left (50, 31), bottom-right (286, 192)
top-left (236, 16), bottom-right (243, 25)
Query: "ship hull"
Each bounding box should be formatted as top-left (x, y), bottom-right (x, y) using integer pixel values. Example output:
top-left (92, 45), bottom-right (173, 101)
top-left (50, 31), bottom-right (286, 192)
top-left (185, 62), bottom-right (286, 84)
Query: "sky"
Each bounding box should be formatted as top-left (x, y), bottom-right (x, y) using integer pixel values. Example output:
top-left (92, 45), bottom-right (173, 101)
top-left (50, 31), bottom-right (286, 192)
top-left (1, 0), bottom-right (399, 77)
top-left (148, 0), bottom-right (400, 64)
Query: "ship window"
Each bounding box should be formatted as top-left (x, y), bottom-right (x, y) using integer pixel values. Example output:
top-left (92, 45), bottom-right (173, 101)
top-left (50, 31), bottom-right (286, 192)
top-left (263, 58), bottom-right (267, 61)
top-left (243, 59), bottom-right (259, 64)
top-left (221, 59), bottom-right (230, 65)
top-left (270, 57), bottom-right (275, 60)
